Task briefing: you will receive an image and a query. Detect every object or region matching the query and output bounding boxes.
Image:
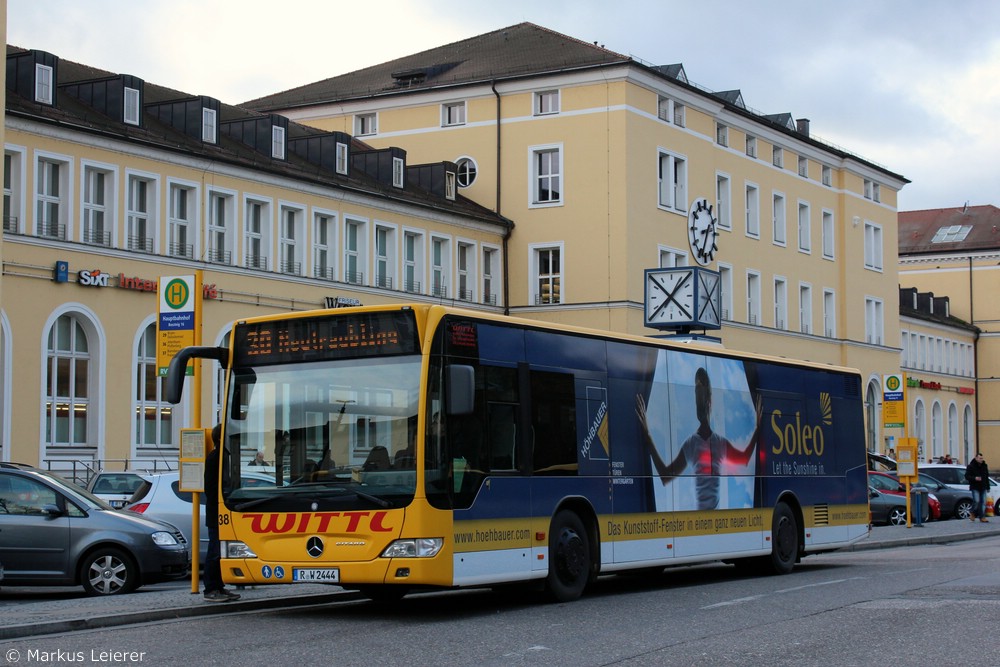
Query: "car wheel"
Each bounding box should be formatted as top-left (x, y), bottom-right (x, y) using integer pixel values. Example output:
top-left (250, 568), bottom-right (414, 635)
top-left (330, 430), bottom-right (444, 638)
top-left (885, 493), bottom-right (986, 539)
top-left (80, 547), bottom-right (138, 596)
top-left (954, 499), bottom-right (973, 520)
top-left (546, 510), bottom-right (591, 602)
top-left (888, 507), bottom-right (907, 526)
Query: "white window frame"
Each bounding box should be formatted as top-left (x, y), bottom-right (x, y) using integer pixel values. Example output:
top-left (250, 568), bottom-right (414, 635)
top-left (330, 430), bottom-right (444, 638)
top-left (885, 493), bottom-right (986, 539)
top-left (773, 277), bottom-right (787, 330)
top-left (658, 246), bottom-right (688, 268)
top-left (243, 195), bottom-right (272, 270)
top-left (716, 123), bottom-right (728, 147)
top-left (797, 201), bottom-right (811, 253)
top-left (799, 283), bottom-right (812, 334)
top-left (657, 95), bottom-right (684, 126)
top-left (126, 170), bottom-right (158, 253)
top-left (271, 125), bottom-right (286, 160)
top-left (355, 113), bottom-right (377, 137)
top-left (772, 146), bottom-right (783, 168)
top-left (482, 244), bottom-right (501, 306)
top-left (456, 156), bottom-right (477, 188)
top-left (864, 220), bottom-right (883, 271)
top-left (821, 209), bottom-right (835, 260)
top-left (279, 203), bottom-right (305, 276)
top-left (864, 179), bottom-right (873, 200)
top-left (456, 240), bottom-right (476, 302)
top-left (402, 228), bottom-right (425, 294)
top-left (343, 217), bottom-right (368, 285)
top-left (529, 143), bottom-right (563, 207)
top-left (34, 151), bottom-right (73, 240)
top-left (746, 270), bottom-right (761, 326)
top-left (822, 165), bottom-right (832, 187)
top-left (865, 296), bottom-right (884, 345)
top-left (206, 187), bottom-right (236, 265)
top-left (4, 146), bottom-right (27, 234)
top-left (657, 149), bottom-right (687, 213)
top-left (335, 142), bottom-right (349, 175)
top-left (535, 90), bottom-right (560, 116)
top-left (798, 156), bottom-right (808, 178)
top-left (442, 101), bottom-right (466, 127)
top-left (35, 64), bottom-right (53, 104)
top-left (312, 209), bottom-right (337, 281)
top-left (167, 178), bottom-right (198, 259)
top-left (745, 134), bottom-right (757, 158)
top-left (202, 107), bottom-right (217, 143)
top-left (445, 171), bottom-right (456, 201)
top-left (80, 161), bottom-right (116, 247)
top-left (716, 172), bottom-right (731, 230)
top-left (718, 263), bottom-right (733, 321)
top-left (430, 234), bottom-right (452, 298)
top-left (530, 241), bottom-right (564, 306)
top-left (771, 192), bottom-right (786, 246)
top-left (823, 289), bottom-right (836, 337)
top-left (745, 182), bottom-right (760, 238)
top-left (374, 222), bottom-right (397, 289)
top-left (123, 87), bottom-right (140, 126)
top-left (392, 157), bottom-right (404, 188)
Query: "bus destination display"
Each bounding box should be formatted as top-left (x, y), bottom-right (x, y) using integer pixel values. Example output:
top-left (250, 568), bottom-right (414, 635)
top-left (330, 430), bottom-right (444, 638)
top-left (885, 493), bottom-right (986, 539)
top-left (234, 310), bottom-right (419, 365)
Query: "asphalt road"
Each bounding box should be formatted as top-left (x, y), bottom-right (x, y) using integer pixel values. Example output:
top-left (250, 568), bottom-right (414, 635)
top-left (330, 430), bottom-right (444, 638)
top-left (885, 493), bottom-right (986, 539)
top-left (2, 530), bottom-right (999, 667)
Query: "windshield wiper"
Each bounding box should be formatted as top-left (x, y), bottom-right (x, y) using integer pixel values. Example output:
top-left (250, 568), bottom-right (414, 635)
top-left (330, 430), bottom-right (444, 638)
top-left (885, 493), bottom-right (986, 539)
top-left (352, 489), bottom-right (392, 508)
top-left (234, 496), bottom-right (274, 511)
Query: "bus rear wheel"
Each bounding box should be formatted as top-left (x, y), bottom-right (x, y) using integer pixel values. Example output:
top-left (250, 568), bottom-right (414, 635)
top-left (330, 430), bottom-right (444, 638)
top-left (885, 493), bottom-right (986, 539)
top-left (546, 510), bottom-right (590, 602)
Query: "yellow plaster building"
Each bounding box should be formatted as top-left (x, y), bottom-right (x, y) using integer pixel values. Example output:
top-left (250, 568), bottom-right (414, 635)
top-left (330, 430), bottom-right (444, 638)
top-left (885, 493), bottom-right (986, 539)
top-left (246, 23), bottom-right (909, 453)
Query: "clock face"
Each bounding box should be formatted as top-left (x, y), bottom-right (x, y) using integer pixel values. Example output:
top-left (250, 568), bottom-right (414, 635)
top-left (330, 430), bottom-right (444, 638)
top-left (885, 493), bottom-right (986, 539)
top-left (695, 270), bottom-right (721, 327)
top-left (688, 197), bottom-right (719, 266)
top-left (645, 268), bottom-right (695, 325)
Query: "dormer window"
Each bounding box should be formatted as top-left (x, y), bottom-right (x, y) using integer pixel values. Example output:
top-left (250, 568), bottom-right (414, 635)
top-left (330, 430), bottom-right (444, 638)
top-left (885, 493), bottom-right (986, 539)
top-left (335, 142), bottom-right (349, 175)
top-left (35, 64), bottom-right (53, 104)
top-left (392, 157), bottom-right (404, 188)
top-left (445, 172), bottom-right (456, 200)
top-left (271, 125), bottom-right (286, 160)
top-left (202, 108), bottom-right (217, 143)
top-left (123, 87), bottom-right (140, 126)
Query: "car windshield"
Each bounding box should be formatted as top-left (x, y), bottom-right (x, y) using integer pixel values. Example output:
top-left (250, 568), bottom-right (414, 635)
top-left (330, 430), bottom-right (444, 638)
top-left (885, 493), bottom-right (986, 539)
top-left (220, 355), bottom-right (421, 512)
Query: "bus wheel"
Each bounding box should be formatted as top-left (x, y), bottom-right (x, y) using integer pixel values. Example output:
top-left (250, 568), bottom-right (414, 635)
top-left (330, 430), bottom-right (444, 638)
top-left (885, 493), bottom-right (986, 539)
top-left (358, 585), bottom-right (409, 603)
top-left (546, 510), bottom-right (590, 602)
top-left (768, 502), bottom-right (798, 575)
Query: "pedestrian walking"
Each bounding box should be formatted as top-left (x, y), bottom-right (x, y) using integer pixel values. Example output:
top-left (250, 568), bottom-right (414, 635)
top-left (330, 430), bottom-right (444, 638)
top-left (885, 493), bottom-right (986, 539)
top-left (965, 452), bottom-right (991, 523)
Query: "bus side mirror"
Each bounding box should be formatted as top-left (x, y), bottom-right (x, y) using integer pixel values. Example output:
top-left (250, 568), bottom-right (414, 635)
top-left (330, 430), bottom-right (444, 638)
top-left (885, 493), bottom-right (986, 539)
top-left (445, 365), bottom-right (475, 416)
top-left (165, 346), bottom-right (230, 404)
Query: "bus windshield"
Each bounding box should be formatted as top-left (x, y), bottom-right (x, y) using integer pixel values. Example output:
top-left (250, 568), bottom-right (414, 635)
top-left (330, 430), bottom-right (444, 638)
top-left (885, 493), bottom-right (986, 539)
top-left (221, 354), bottom-right (421, 512)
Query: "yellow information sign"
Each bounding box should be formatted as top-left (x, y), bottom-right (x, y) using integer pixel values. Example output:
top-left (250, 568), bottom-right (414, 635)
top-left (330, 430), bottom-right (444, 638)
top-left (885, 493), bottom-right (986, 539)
top-left (157, 275), bottom-right (199, 376)
top-left (882, 373), bottom-right (906, 429)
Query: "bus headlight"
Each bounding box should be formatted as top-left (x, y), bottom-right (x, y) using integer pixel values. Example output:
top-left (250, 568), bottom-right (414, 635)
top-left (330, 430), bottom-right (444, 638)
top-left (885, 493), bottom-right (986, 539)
top-left (224, 541), bottom-right (257, 559)
top-left (380, 538), bottom-right (443, 558)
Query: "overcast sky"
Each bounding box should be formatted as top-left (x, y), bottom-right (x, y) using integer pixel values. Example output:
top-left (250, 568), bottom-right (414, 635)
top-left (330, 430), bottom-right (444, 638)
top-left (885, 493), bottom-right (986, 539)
top-left (8, 0), bottom-right (1000, 211)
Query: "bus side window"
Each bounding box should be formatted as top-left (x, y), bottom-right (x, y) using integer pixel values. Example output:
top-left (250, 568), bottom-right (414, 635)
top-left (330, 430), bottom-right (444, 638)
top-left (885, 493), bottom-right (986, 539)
top-left (488, 403), bottom-right (517, 471)
top-left (531, 370), bottom-right (578, 475)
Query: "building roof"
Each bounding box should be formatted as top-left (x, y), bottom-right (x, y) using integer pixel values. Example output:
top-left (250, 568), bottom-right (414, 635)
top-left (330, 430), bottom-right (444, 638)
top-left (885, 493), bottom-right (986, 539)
top-left (4, 45), bottom-right (510, 229)
top-left (898, 205), bottom-right (1000, 256)
top-left (243, 23), bottom-right (630, 109)
top-left (241, 23), bottom-right (907, 184)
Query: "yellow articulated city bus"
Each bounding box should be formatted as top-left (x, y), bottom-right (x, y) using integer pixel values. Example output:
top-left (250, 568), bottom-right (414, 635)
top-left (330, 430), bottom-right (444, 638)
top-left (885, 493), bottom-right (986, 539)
top-left (167, 304), bottom-right (869, 602)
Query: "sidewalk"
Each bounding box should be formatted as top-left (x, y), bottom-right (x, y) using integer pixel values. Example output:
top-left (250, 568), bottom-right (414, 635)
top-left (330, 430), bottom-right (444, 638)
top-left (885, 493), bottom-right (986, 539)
top-left (2, 518), bottom-right (999, 641)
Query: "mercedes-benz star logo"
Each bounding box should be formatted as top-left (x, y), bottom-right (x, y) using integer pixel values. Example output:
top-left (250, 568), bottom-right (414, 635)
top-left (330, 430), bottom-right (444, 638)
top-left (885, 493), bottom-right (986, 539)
top-left (306, 536), bottom-right (324, 558)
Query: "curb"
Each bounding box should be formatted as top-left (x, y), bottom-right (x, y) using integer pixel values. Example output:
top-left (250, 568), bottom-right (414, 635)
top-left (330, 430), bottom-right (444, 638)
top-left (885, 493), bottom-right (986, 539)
top-left (0, 590), bottom-right (361, 642)
top-left (844, 525), bottom-right (1000, 552)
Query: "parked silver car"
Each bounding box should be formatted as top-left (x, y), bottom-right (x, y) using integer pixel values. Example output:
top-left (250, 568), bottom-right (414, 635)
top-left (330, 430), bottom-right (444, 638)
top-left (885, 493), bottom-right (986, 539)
top-left (125, 470), bottom-right (274, 562)
top-left (85, 471), bottom-right (146, 509)
top-left (0, 463), bottom-right (190, 595)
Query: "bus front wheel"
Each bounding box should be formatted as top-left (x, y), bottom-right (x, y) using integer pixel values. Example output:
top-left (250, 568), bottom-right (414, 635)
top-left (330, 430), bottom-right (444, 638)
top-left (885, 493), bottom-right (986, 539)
top-left (768, 502), bottom-right (799, 575)
top-left (546, 510), bottom-right (590, 602)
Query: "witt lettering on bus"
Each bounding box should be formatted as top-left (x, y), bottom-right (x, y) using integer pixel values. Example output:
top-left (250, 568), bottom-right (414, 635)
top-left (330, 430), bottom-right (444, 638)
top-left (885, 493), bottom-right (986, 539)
top-left (769, 410), bottom-right (825, 457)
top-left (245, 511), bottom-right (394, 534)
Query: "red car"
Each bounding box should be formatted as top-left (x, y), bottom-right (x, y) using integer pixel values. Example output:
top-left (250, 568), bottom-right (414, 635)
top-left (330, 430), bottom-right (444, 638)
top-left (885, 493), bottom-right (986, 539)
top-left (867, 471), bottom-right (941, 521)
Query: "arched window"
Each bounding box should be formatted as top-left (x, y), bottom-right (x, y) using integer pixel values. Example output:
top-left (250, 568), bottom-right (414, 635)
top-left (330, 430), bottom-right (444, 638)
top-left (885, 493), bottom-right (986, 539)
top-left (914, 400), bottom-right (926, 460)
top-left (931, 401), bottom-right (942, 460)
top-left (213, 330), bottom-right (231, 425)
top-left (963, 404), bottom-right (974, 463)
top-left (865, 380), bottom-right (879, 452)
top-left (134, 322), bottom-right (174, 458)
top-left (947, 403), bottom-right (958, 459)
top-left (45, 314), bottom-right (91, 449)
